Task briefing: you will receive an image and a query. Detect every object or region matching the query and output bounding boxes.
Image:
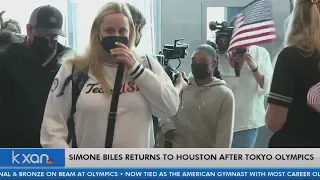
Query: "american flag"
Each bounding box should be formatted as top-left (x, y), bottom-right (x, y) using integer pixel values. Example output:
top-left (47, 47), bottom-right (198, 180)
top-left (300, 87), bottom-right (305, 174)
top-left (227, 0), bottom-right (276, 53)
top-left (307, 82), bottom-right (320, 113)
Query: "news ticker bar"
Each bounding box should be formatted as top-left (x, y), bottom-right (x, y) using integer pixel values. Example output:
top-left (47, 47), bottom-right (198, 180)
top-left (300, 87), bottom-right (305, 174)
top-left (0, 168), bottom-right (320, 180)
top-left (2, 148), bottom-right (320, 167)
top-left (0, 168), bottom-right (320, 179)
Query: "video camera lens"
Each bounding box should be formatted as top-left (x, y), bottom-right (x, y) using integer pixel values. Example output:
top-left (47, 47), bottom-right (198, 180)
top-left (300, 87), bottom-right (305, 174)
top-left (216, 33), bottom-right (231, 52)
top-left (158, 39), bottom-right (189, 85)
top-left (208, 21), bottom-right (234, 53)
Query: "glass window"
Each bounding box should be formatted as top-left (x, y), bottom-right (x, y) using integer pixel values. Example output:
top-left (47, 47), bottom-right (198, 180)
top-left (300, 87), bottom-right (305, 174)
top-left (70, 0), bottom-right (155, 54)
top-left (1, 0), bottom-right (156, 53)
top-left (206, 7), bottom-right (226, 41)
top-left (131, 0), bottom-right (155, 54)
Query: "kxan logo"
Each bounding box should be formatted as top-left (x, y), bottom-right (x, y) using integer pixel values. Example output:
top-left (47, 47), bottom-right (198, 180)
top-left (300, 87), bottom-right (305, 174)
top-left (11, 151), bottom-right (55, 164)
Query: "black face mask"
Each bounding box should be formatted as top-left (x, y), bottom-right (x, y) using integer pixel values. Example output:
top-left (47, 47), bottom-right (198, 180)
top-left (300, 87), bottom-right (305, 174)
top-left (30, 36), bottom-right (57, 60)
top-left (191, 64), bottom-right (213, 79)
top-left (100, 36), bottom-right (129, 53)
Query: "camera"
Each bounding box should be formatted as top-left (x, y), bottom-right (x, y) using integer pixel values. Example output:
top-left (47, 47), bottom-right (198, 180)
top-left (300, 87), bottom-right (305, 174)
top-left (158, 38), bottom-right (189, 85)
top-left (209, 21), bottom-right (234, 54)
top-left (209, 21), bottom-right (246, 77)
top-left (162, 38), bottom-right (188, 59)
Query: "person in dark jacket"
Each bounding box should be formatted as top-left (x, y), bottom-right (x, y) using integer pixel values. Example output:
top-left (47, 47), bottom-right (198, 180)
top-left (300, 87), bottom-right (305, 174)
top-left (125, 3), bottom-right (146, 47)
top-left (0, 5), bottom-right (73, 147)
top-left (0, 30), bottom-right (19, 49)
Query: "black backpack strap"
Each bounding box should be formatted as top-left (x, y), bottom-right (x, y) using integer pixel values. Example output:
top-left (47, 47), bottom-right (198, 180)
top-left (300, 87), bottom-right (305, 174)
top-left (66, 65), bottom-right (89, 148)
top-left (105, 63), bottom-right (125, 148)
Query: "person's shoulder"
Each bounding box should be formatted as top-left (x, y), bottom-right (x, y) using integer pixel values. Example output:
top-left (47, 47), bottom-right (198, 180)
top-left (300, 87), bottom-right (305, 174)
top-left (219, 84), bottom-right (234, 99)
top-left (55, 59), bottom-right (75, 78)
top-left (57, 43), bottom-right (74, 55)
top-left (57, 43), bottom-right (75, 60)
top-left (14, 34), bottom-right (26, 42)
top-left (0, 42), bottom-right (26, 79)
top-left (64, 54), bottom-right (90, 72)
top-left (249, 45), bottom-right (270, 58)
top-left (5, 41), bottom-right (24, 50)
top-left (249, 45), bottom-right (268, 52)
top-left (279, 46), bottom-right (304, 58)
top-left (211, 79), bottom-right (234, 100)
top-left (214, 84), bottom-right (234, 106)
top-left (60, 45), bottom-right (73, 53)
top-left (138, 53), bottom-right (159, 68)
top-left (0, 48), bottom-right (7, 56)
top-left (0, 42), bottom-right (24, 62)
top-left (274, 46), bottom-right (303, 66)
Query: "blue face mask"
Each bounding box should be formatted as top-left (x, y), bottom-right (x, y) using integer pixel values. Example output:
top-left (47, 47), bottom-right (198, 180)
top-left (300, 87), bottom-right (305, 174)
top-left (100, 36), bottom-right (129, 53)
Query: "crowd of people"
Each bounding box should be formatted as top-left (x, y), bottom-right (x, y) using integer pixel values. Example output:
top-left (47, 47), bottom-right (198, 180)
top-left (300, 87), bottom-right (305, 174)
top-left (0, 0), bottom-right (319, 148)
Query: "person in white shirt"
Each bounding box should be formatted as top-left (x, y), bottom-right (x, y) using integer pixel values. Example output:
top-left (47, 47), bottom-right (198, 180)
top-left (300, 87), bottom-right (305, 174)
top-left (219, 45), bottom-right (273, 148)
top-left (40, 2), bottom-right (180, 148)
top-left (160, 44), bottom-right (235, 148)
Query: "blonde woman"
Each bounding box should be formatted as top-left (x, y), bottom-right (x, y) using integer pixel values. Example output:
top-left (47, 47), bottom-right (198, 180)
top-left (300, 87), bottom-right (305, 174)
top-left (40, 2), bottom-right (179, 148)
top-left (266, 0), bottom-right (320, 147)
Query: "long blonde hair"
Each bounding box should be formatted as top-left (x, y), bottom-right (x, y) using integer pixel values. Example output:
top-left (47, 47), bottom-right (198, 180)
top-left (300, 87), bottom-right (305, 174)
top-left (285, 0), bottom-right (320, 55)
top-left (70, 2), bottom-right (136, 95)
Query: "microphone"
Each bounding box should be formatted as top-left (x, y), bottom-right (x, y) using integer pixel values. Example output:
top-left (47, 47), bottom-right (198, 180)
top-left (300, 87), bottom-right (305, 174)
top-left (209, 21), bottom-right (217, 31)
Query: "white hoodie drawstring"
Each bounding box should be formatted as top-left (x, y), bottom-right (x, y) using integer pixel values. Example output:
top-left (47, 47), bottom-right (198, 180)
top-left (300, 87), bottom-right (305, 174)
top-left (196, 88), bottom-right (205, 109)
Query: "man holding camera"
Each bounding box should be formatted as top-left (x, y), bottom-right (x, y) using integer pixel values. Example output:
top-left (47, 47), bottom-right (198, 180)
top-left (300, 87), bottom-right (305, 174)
top-left (219, 45), bottom-right (273, 148)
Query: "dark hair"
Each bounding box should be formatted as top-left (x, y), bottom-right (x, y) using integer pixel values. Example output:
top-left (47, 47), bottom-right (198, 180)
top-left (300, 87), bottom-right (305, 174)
top-left (125, 3), bottom-right (146, 28)
top-left (1, 19), bottom-right (21, 34)
top-left (0, 30), bottom-right (18, 49)
top-left (206, 40), bottom-right (218, 50)
top-left (204, 41), bottom-right (222, 80)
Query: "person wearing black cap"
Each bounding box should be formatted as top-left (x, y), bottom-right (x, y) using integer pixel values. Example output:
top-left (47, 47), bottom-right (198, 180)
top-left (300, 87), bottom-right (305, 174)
top-left (0, 5), bottom-right (73, 147)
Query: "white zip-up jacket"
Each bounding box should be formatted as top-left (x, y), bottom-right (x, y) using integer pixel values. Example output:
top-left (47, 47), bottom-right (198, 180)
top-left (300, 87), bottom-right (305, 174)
top-left (40, 55), bottom-right (179, 148)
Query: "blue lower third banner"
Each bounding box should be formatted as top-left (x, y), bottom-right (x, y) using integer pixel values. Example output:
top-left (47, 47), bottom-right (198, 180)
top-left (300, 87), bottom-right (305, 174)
top-left (0, 168), bottom-right (320, 179)
top-left (0, 149), bottom-right (65, 167)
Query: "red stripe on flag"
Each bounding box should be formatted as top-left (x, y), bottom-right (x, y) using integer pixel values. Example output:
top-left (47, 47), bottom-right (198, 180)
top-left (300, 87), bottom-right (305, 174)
top-left (233, 16), bottom-right (245, 30)
top-left (230, 31), bottom-right (276, 47)
top-left (231, 24), bottom-right (275, 42)
top-left (228, 39), bottom-right (275, 52)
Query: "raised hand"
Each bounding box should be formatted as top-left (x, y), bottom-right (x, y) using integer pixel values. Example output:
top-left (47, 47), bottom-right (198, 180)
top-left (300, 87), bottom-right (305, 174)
top-left (0, 11), bottom-right (5, 25)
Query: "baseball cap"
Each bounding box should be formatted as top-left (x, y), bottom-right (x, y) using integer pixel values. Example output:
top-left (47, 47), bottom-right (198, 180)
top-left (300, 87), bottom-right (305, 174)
top-left (28, 5), bottom-right (65, 37)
